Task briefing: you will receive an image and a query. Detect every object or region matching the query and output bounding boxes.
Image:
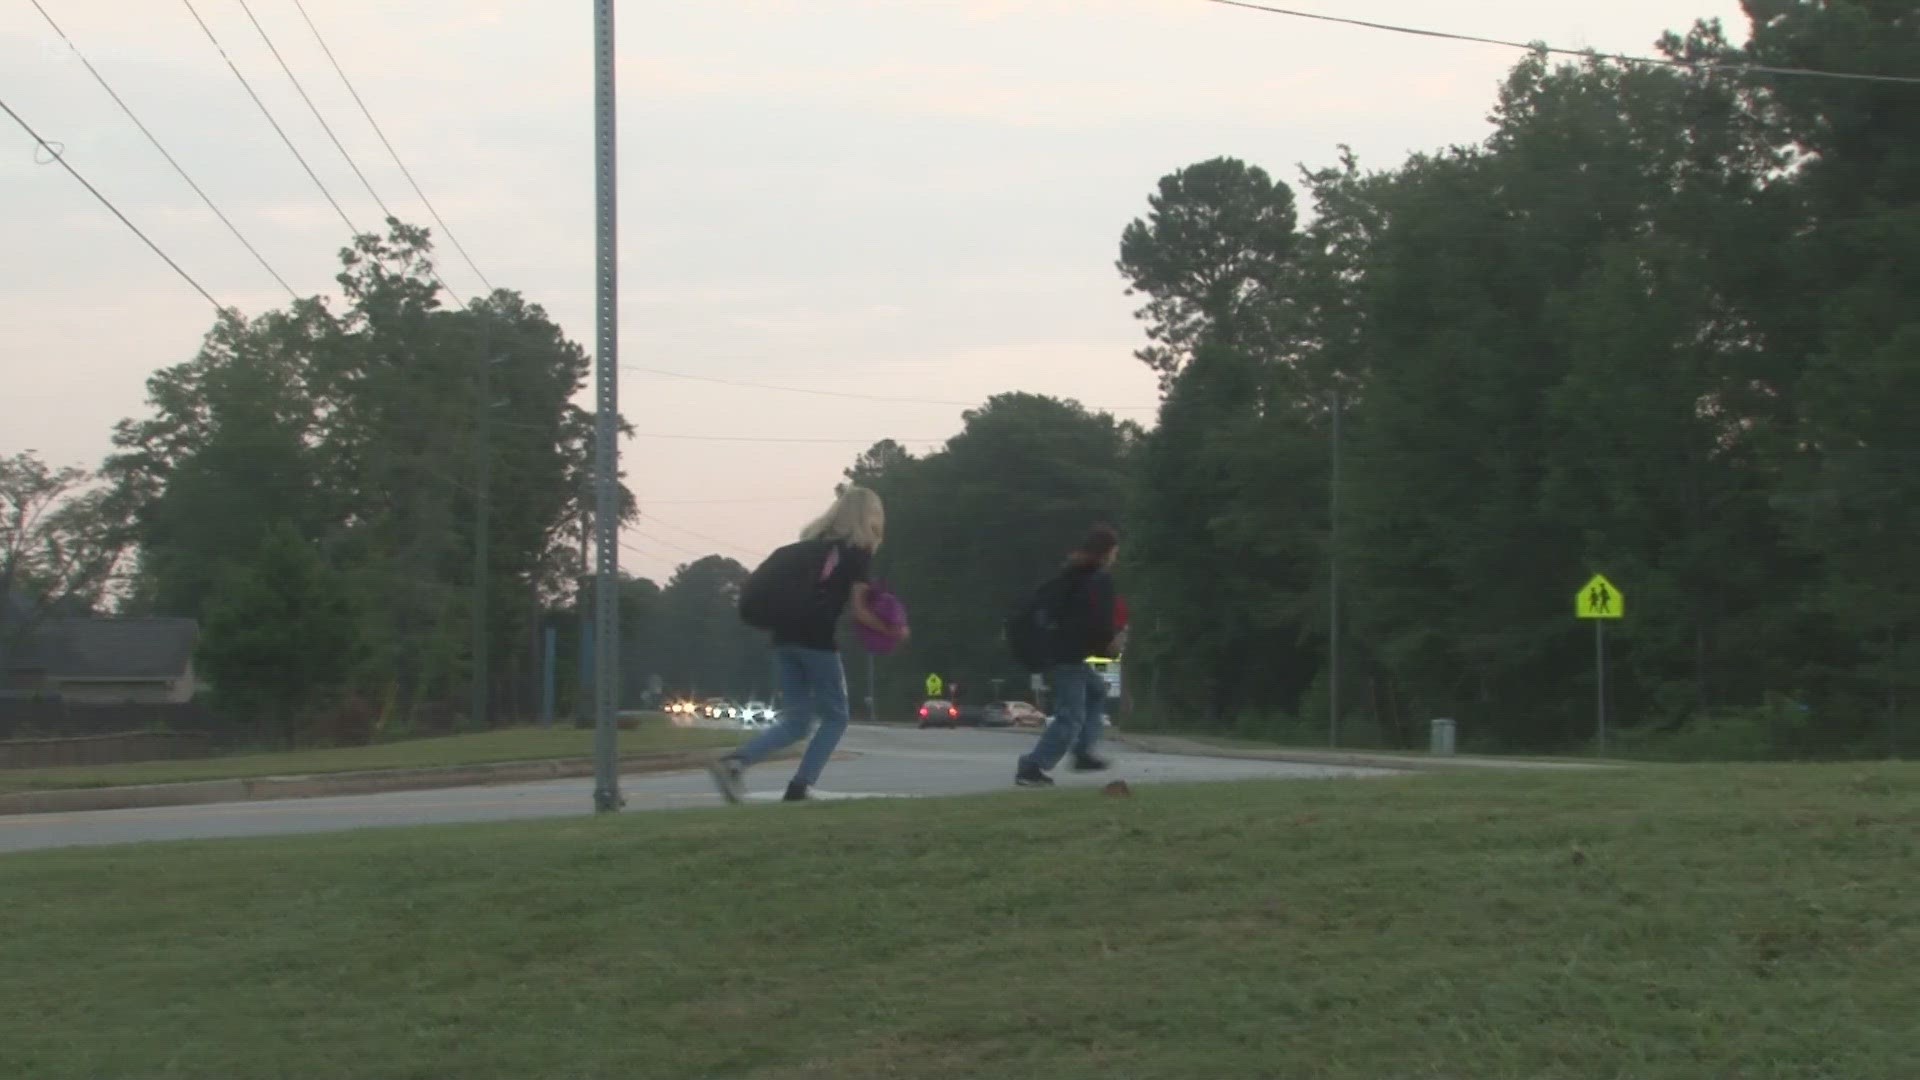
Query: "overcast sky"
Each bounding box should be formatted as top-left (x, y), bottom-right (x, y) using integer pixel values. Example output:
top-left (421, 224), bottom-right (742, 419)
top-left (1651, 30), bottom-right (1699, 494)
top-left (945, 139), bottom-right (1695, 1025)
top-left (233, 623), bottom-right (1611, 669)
top-left (2, 0), bottom-right (1747, 582)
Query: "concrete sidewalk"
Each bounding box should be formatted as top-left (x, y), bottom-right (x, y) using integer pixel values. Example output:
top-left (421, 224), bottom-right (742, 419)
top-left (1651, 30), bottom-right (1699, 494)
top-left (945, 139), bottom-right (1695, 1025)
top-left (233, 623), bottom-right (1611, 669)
top-left (0, 748), bottom-right (767, 817)
top-left (1111, 731), bottom-right (1617, 772)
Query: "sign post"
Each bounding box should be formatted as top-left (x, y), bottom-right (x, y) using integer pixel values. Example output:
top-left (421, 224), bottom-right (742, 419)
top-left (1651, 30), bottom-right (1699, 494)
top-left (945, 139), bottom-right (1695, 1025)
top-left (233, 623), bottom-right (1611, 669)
top-left (1575, 573), bottom-right (1624, 752)
top-left (588, 0), bottom-right (623, 813)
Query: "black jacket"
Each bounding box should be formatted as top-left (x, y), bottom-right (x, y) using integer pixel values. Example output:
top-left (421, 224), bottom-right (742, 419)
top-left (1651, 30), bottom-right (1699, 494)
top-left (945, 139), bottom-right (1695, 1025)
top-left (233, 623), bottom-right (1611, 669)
top-left (1052, 566), bottom-right (1118, 664)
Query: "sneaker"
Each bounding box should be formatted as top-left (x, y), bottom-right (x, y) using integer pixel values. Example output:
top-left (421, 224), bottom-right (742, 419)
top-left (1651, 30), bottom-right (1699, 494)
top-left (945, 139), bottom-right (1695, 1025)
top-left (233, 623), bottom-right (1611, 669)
top-left (783, 782), bottom-right (810, 803)
top-left (707, 757), bottom-right (745, 804)
top-left (1015, 763), bottom-right (1055, 787)
top-left (1070, 754), bottom-right (1112, 773)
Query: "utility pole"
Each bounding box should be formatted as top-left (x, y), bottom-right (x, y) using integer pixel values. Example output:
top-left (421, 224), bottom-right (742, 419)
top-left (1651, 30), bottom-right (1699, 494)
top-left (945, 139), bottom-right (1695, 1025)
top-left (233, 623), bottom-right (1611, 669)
top-left (1328, 388), bottom-right (1343, 749)
top-left (471, 343), bottom-right (493, 731)
top-left (589, 0), bottom-right (622, 812)
top-left (541, 624), bottom-right (557, 727)
top-left (574, 477), bottom-right (590, 728)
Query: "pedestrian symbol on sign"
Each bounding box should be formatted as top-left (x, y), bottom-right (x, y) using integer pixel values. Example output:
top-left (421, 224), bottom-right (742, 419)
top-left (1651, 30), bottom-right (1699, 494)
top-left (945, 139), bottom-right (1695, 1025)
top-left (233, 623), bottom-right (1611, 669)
top-left (1575, 574), bottom-right (1624, 620)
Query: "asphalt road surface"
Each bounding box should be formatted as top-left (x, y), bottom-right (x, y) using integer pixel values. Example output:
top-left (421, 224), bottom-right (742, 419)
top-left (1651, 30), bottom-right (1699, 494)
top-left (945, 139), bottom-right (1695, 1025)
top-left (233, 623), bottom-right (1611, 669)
top-left (0, 725), bottom-right (1394, 856)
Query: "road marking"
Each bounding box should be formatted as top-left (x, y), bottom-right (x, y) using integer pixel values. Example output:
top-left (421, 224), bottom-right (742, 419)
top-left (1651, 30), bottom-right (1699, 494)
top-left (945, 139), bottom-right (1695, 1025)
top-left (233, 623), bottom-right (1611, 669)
top-left (743, 790), bottom-right (918, 803)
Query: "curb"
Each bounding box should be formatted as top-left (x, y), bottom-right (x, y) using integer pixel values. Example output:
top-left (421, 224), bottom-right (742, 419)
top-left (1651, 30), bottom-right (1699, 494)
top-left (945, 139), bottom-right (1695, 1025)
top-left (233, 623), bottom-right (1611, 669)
top-left (0, 749), bottom-right (763, 817)
top-left (1109, 733), bottom-right (1615, 772)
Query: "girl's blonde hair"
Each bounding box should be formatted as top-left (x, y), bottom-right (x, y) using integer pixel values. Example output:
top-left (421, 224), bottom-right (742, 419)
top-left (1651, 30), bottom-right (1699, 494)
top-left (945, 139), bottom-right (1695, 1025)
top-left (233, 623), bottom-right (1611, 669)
top-left (801, 485), bottom-right (885, 552)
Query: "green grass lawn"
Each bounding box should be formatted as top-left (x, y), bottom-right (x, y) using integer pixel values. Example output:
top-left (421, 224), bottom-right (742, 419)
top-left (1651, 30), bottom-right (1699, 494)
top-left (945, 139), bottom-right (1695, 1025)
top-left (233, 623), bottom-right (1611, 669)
top-left (0, 722), bottom-right (737, 794)
top-left (5, 764), bottom-right (1916, 1079)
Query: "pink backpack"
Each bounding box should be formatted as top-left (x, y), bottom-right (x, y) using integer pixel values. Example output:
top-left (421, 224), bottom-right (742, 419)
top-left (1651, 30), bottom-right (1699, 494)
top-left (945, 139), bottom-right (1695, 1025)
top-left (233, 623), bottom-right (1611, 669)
top-left (857, 580), bottom-right (908, 655)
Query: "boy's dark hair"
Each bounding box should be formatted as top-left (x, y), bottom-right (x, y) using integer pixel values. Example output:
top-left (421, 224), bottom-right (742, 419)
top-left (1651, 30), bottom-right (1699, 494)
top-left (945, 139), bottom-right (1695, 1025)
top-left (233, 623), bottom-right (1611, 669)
top-left (1068, 524), bottom-right (1120, 568)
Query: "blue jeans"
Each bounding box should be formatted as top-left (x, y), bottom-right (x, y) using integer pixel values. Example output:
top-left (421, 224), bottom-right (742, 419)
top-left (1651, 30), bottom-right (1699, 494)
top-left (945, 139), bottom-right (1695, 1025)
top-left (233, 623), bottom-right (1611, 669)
top-left (1020, 662), bottom-right (1108, 772)
top-left (732, 647), bottom-right (849, 789)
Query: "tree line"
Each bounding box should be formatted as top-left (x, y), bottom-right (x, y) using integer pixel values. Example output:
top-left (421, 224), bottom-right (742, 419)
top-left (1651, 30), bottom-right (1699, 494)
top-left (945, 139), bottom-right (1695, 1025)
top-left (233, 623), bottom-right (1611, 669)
top-left (8, 224), bottom-right (631, 743)
top-left (1108, 4), bottom-right (1920, 755)
top-left (811, 3), bottom-right (1920, 755)
top-left (8, 2), bottom-right (1912, 756)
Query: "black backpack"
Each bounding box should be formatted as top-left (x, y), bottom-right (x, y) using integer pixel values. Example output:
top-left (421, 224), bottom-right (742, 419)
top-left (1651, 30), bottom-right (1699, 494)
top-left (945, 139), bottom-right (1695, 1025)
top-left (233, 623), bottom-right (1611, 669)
top-left (739, 539), bottom-right (839, 632)
top-left (1005, 571), bottom-right (1079, 672)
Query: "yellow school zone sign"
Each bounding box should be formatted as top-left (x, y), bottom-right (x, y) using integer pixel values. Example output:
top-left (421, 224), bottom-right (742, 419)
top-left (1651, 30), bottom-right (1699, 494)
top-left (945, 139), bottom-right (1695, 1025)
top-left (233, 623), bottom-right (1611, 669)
top-left (1576, 574), bottom-right (1624, 620)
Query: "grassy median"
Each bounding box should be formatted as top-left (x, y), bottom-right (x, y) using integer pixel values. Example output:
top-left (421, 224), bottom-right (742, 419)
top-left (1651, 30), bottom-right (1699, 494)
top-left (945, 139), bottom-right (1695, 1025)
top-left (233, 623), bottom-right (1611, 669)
top-left (0, 721), bottom-right (737, 794)
top-left (4, 764), bottom-right (1916, 1079)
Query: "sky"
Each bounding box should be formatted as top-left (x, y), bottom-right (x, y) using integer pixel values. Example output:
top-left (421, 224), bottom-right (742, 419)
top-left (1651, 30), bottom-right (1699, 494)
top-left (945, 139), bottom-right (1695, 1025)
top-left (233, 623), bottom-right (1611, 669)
top-left (1, 0), bottom-right (1749, 582)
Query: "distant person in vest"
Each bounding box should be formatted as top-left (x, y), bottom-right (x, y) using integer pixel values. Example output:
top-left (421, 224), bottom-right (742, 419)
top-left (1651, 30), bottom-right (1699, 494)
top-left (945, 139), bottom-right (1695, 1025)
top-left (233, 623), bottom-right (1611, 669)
top-left (1016, 524), bottom-right (1122, 787)
top-left (710, 486), bottom-right (906, 803)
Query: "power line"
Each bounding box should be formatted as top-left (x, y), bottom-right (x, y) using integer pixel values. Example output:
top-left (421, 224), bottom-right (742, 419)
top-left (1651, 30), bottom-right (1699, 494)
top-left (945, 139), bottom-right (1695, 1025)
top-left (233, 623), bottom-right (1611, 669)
top-left (287, 0), bottom-right (495, 295)
top-left (626, 364), bottom-right (1160, 412)
top-left (1200, 0), bottom-right (1920, 87)
top-left (638, 512), bottom-right (762, 560)
top-left (632, 431), bottom-right (949, 446)
top-left (231, 0), bottom-right (463, 305)
top-left (642, 495), bottom-right (823, 506)
top-left (617, 537), bottom-right (661, 563)
top-left (1, 95), bottom-right (227, 314)
top-left (627, 366), bottom-right (974, 407)
top-left (232, 0), bottom-right (391, 219)
top-left (30, 0), bottom-right (298, 300)
top-left (625, 531), bottom-right (708, 564)
top-left (179, 0), bottom-right (358, 236)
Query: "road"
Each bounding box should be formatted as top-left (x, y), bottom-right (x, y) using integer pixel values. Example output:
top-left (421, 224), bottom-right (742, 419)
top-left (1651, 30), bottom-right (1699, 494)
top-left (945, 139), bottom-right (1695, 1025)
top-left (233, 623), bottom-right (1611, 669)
top-left (0, 725), bottom-right (1394, 856)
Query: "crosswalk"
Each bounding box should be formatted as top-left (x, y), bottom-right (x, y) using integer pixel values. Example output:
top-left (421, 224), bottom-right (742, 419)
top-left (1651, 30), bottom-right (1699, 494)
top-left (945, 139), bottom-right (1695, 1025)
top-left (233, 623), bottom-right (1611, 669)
top-left (741, 789), bottom-right (919, 803)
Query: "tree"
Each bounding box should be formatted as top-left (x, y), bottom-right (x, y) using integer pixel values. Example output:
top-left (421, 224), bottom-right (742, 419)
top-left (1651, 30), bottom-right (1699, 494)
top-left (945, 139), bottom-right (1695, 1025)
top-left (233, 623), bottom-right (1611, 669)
top-left (1117, 156), bottom-right (1301, 387)
top-left (1710, 0), bottom-right (1920, 739)
top-left (1326, 51), bottom-right (1797, 747)
top-left (1115, 155), bottom-right (1326, 732)
top-left (123, 317), bottom-right (327, 621)
top-left (1113, 37), bottom-right (1869, 752)
top-left (618, 575), bottom-right (665, 706)
top-left (655, 557), bottom-right (761, 697)
top-left (841, 439), bottom-right (914, 491)
top-left (197, 525), bottom-right (360, 746)
top-left (847, 394), bottom-right (1136, 714)
top-left (0, 453), bottom-right (127, 672)
top-left (105, 220), bottom-right (634, 734)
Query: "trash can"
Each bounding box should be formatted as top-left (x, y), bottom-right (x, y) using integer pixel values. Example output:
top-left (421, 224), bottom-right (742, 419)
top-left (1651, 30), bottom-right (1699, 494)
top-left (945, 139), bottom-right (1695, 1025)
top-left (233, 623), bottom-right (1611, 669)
top-left (1429, 717), bottom-right (1457, 756)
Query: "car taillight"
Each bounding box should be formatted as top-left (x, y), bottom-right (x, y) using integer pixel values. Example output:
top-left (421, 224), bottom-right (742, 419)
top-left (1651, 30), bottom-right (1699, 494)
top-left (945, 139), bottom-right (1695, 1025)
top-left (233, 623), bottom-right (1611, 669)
top-left (948, 707), bottom-right (958, 718)
top-left (919, 707), bottom-right (929, 717)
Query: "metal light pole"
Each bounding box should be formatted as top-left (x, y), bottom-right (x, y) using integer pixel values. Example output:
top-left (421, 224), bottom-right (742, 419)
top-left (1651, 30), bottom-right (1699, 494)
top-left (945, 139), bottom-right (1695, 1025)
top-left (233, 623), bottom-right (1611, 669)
top-left (471, 345), bottom-right (492, 731)
top-left (589, 0), bottom-right (622, 812)
top-left (1328, 388), bottom-right (1343, 750)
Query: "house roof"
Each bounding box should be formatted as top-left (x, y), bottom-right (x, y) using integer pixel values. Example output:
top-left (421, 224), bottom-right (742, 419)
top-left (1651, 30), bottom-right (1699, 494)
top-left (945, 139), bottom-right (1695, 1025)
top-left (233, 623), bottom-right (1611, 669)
top-left (31, 618), bottom-right (199, 682)
top-left (1, 593), bottom-right (45, 671)
top-left (1, 590), bottom-right (31, 629)
top-left (4, 590), bottom-right (99, 632)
